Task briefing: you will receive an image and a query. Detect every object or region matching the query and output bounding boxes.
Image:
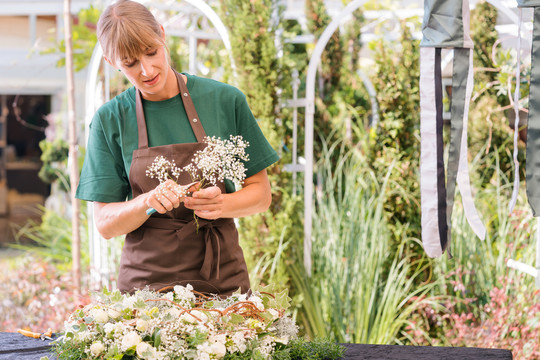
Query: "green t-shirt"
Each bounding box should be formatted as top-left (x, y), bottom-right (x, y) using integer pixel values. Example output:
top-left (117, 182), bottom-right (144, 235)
top-left (76, 73), bottom-right (279, 203)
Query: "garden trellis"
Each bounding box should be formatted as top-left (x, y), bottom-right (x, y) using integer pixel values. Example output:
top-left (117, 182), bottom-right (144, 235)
top-left (420, 0), bottom-right (486, 258)
top-left (508, 0), bottom-right (540, 287)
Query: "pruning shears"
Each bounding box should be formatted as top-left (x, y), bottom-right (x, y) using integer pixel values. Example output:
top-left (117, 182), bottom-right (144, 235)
top-left (17, 328), bottom-right (54, 341)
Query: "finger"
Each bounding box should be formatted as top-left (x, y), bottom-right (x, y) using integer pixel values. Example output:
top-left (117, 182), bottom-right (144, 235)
top-left (184, 194), bottom-right (223, 208)
top-left (186, 202), bottom-right (220, 211)
top-left (149, 188), bottom-right (176, 213)
top-left (192, 186), bottom-right (221, 199)
top-left (194, 209), bottom-right (220, 220)
top-left (148, 197), bottom-right (168, 214)
top-left (161, 188), bottom-right (181, 208)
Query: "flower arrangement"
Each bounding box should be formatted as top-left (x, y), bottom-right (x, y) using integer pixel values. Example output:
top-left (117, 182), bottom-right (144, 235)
top-left (183, 135), bottom-right (249, 189)
top-left (145, 135), bottom-right (249, 216)
top-left (50, 285), bottom-right (344, 360)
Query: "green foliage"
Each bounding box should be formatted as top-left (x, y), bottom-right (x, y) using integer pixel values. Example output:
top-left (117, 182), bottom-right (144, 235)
top-left (433, 147), bottom-right (535, 307)
top-left (219, 0), bottom-right (283, 148)
top-left (272, 337), bottom-right (346, 360)
top-left (0, 254), bottom-right (91, 332)
top-left (468, 1), bottom-right (527, 184)
top-left (306, 0), bottom-right (342, 99)
top-left (289, 137), bottom-right (437, 344)
top-left (367, 20), bottom-right (421, 243)
top-left (38, 139), bottom-right (70, 192)
top-left (10, 205), bottom-right (89, 270)
top-left (41, 5), bottom-right (101, 71)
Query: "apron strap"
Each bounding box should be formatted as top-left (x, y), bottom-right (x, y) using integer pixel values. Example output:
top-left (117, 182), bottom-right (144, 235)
top-left (135, 70), bottom-right (207, 150)
top-left (175, 71), bottom-right (207, 142)
top-left (135, 89), bottom-right (148, 149)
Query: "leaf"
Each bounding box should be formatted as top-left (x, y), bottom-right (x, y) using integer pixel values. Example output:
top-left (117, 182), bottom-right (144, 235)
top-left (110, 290), bottom-right (124, 303)
top-left (133, 298), bottom-right (147, 310)
top-left (227, 313), bottom-right (245, 325)
top-left (152, 328), bottom-right (161, 349)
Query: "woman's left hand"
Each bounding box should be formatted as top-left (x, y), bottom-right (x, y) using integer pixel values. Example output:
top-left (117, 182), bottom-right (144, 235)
top-left (183, 186), bottom-right (224, 220)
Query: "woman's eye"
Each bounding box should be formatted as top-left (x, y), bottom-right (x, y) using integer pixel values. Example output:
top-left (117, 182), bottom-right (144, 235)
top-left (147, 50), bottom-right (157, 56)
top-left (125, 60), bottom-right (136, 68)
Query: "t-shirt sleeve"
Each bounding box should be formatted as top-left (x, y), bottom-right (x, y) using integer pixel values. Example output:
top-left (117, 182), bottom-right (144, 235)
top-left (75, 113), bottom-right (130, 202)
top-left (234, 94), bottom-right (280, 178)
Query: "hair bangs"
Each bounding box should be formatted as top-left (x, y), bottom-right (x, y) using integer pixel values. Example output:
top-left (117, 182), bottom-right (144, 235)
top-left (107, 21), bottom-right (163, 65)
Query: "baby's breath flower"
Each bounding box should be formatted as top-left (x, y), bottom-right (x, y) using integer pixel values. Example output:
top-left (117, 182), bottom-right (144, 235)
top-left (146, 155), bottom-right (182, 184)
top-left (183, 135), bottom-right (249, 188)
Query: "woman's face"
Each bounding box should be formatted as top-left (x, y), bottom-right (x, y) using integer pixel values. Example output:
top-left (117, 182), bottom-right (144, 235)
top-left (114, 43), bottom-right (175, 101)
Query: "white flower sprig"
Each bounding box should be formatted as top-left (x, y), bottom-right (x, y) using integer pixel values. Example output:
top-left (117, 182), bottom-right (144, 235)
top-left (53, 285), bottom-right (297, 360)
top-left (146, 156), bottom-right (182, 184)
top-left (184, 135), bottom-right (249, 189)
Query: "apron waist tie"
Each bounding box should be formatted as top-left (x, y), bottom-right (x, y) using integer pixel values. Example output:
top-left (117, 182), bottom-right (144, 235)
top-left (200, 223), bottom-right (221, 281)
top-left (144, 217), bottom-right (230, 281)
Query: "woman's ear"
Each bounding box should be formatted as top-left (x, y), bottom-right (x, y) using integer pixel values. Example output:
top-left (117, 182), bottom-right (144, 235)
top-left (103, 56), bottom-right (118, 70)
top-left (160, 25), bottom-right (166, 41)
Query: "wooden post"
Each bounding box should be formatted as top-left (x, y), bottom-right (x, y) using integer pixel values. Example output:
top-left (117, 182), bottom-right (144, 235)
top-left (64, 0), bottom-right (81, 295)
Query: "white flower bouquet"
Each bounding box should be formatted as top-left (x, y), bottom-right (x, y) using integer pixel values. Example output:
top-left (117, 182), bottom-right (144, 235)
top-left (51, 285), bottom-right (300, 360)
top-left (145, 135), bottom-right (249, 216)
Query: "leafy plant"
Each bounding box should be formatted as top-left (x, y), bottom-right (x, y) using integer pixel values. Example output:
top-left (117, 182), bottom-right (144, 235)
top-left (0, 254), bottom-right (90, 332)
top-left (289, 137), bottom-right (437, 344)
top-left (10, 205), bottom-right (89, 270)
top-left (41, 5), bottom-right (100, 71)
top-left (38, 139), bottom-right (70, 192)
top-left (367, 19), bottom-right (421, 245)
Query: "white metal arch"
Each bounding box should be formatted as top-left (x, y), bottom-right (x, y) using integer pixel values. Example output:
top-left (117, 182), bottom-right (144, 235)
top-left (302, 0), bottom-right (535, 277)
top-left (84, 0), bottom-right (235, 289)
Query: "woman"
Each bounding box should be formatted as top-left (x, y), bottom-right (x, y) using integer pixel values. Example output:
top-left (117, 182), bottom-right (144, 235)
top-left (76, 0), bottom-right (279, 295)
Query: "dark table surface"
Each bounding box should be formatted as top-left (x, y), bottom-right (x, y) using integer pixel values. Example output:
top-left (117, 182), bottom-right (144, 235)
top-left (0, 332), bottom-right (513, 359)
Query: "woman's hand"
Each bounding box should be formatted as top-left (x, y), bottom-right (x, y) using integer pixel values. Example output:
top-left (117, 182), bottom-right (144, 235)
top-left (183, 186), bottom-right (224, 220)
top-left (146, 179), bottom-right (198, 214)
top-left (183, 169), bottom-right (272, 220)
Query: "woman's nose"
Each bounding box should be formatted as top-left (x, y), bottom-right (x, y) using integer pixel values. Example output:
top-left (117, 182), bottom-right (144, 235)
top-left (140, 59), bottom-right (151, 76)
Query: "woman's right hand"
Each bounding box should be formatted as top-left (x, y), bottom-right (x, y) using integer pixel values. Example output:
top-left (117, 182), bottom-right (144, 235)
top-left (146, 180), bottom-right (199, 214)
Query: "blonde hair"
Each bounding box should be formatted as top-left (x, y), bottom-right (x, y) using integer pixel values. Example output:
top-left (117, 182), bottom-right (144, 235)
top-left (97, 0), bottom-right (166, 65)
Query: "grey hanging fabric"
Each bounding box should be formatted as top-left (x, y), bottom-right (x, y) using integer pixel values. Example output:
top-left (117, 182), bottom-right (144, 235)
top-left (420, 0), bottom-right (486, 258)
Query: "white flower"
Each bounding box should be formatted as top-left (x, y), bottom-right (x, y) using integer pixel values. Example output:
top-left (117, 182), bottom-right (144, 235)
top-left (90, 341), bottom-right (105, 356)
top-left (103, 323), bottom-right (115, 334)
top-left (136, 318), bottom-right (149, 332)
top-left (136, 341), bottom-right (156, 359)
top-left (211, 342), bottom-right (227, 358)
top-left (183, 136), bottom-right (249, 188)
top-left (249, 295), bottom-right (264, 311)
top-left (122, 296), bottom-right (136, 309)
top-left (121, 331), bottom-right (142, 350)
top-left (90, 308), bottom-right (109, 323)
top-left (230, 332), bottom-right (247, 353)
top-left (108, 308), bottom-right (121, 319)
top-left (114, 322), bottom-right (126, 335)
top-left (180, 310), bottom-right (207, 324)
top-left (167, 307), bottom-right (181, 318)
top-left (174, 284), bottom-right (196, 302)
top-left (268, 309), bottom-right (280, 320)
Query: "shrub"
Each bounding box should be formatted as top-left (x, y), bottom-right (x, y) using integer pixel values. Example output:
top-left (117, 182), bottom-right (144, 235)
top-left (0, 254), bottom-right (90, 332)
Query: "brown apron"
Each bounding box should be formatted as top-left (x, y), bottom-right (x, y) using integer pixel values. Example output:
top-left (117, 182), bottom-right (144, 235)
top-left (117, 71), bottom-right (251, 295)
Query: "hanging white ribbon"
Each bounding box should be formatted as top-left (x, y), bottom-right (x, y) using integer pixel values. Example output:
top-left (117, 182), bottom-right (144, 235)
top-left (457, 50), bottom-right (486, 240)
top-left (420, 47), bottom-right (444, 258)
top-left (509, 9), bottom-right (524, 214)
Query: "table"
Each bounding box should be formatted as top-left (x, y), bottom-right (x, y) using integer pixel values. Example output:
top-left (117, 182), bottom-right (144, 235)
top-left (0, 333), bottom-right (513, 359)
